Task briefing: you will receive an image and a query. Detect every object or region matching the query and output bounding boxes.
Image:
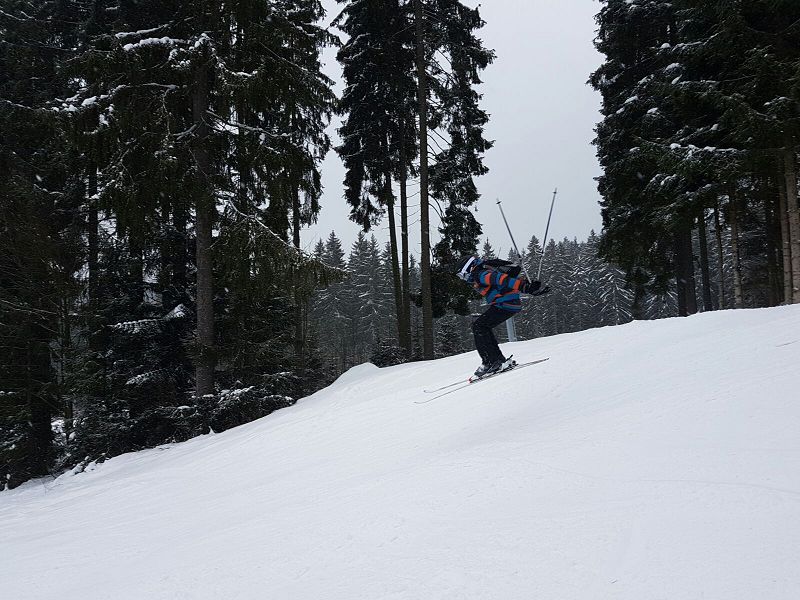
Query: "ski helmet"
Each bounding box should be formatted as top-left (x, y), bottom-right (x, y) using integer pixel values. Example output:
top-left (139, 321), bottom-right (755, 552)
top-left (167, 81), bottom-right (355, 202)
top-left (456, 255), bottom-right (478, 281)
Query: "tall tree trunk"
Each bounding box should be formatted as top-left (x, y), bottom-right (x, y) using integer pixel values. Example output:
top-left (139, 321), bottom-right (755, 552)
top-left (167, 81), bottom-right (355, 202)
top-left (713, 203), bottom-right (726, 309)
top-left (193, 57), bottom-right (215, 398)
top-left (87, 164), bottom-right (99, 303)
top-left (129, 240), bottom-right (145, 309)
top-left (292, 181), bottom-right (304, 364)
top-left (674, 232), bottom-right (688, 317)
top-left (415, 0), bottom-right (434, 359)
top-left (173, 197), bottom-right (188, 302)
top-left (729, 188), bottom-right (744, 309)
top-left (783, 146), bottom-right (800, 304)
top-left (399, 118), bottom-right (412, 356)
top-left (697, 212), bottom-right (713, 311)
top-left (631, 267), bottom-right (646, 320)
top-left (684, 226), bottom-right (698, 315)
top-left (384, 171), bottom-right (405, 351)
top-left (778, 176), bottom-right (793, 304)
top-left (26, 329), bottom-right (53, 477)
top-left (60, 296), bottom-right (72, 440)
top-left (763, 181), bottom-right (780, 307)
top-left (674, 225), bottom-right (697, 316)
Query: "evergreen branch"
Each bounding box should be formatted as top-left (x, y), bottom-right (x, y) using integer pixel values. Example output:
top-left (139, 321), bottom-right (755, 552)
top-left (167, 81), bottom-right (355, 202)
top-left (428, 126), bottom-right (451, 147)
top-left (0, 9), bottom-right (30, 22)
top-left (222, 199), bottom-right (347, 274)
top-left (207, 111), bottom-right (279, 138)
top-left (0, 38), bottom-right (74, 52)
top-left (0, 298), bottom-right (58, 316)
top-left (114, 22), bottom-right (182, 41)
top-left (257, 41), bottom-right (335, 88)
top-left (0, 98), bottom-right (35, 111)
top-left (428, 133), bottom-right (449, 154)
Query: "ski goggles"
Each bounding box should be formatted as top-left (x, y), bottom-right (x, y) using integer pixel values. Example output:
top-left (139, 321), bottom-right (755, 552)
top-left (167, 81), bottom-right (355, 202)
top-left (457, 257), bottom-right (477, 281)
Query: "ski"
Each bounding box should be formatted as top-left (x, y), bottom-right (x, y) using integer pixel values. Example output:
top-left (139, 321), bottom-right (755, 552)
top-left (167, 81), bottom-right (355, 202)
top-left (423, 379), bottom-right (474, 394)
top-left (422, 354), bottom-right (528, 394)
top-left (416, 357), bottom-right (549, 404)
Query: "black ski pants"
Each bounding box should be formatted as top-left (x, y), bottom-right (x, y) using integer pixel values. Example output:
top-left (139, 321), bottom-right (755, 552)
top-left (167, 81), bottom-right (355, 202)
top-left (472, 306), bottom-right (514, 365)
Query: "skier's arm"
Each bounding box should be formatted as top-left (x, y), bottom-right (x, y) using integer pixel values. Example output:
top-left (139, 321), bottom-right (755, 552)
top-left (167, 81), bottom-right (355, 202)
top-left (475, 269), bottom-right (525, 293)
top-left (475, 269), bottom-right (550, 296)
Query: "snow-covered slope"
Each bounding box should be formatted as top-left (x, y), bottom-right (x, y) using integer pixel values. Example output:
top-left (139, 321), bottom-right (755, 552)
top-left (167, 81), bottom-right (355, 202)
top-left (3, 307), bottom-right (800, 600)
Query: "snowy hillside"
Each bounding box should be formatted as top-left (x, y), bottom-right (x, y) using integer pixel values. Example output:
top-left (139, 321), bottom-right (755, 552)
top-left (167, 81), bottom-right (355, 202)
top-left (3, 307), bottom-right (800, 600)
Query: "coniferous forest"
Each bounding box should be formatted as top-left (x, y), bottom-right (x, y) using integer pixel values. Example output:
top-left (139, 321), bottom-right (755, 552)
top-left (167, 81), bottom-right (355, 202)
top-left (2, 1), bottom-right (799, 489)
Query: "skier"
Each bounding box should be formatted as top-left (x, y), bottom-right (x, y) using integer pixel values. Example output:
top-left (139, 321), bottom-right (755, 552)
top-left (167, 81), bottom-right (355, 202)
top-left (456, 255), bottom-right (550, 378)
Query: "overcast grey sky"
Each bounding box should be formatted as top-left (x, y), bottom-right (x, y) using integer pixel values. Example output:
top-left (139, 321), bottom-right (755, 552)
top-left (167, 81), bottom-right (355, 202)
top-left (303, 0), bottom-right (604, 260)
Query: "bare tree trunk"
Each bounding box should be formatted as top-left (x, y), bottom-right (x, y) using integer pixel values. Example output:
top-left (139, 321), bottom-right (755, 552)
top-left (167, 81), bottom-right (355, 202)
top-left (675, 232), bottom-right (688, 317)
top-left (764, 182), bottom-right (780, 306)
top-left (26, 333), bottom-right (53, 478)
top-left (399, 118), bottom-right (412, 356)
top-left (129, 240), bottom-right (145, 308)
top-left (88, 164), bottom-right (99, 303)
top-left (729, 188), bottom-right (744, 309)
top-left (674, 225), bottom-right (697, 316)
top-left (384, 170), bottom-right (405, 352)
top-left (778, 177), bottom-right (793, 304)
top-left (631, 269), bottom-right (646, 320)
top-left (193, 56), bottom-right (215, 398)
top-left (60, 296), bottom-right (73, 442)
top-left (697, 212), bottom-right (713, 311)
top-left (713, 204), bottom-right (726, 309)
top-left (173, 196), bottom-right (188, 302)
top-left (685, 227), bottom-right (698, 315)
top-left (415, 0), bottom-right (434, 359)
top-left (292, 181), bottom-right (304, 364)
top-left (783, 146), bottom-right (800, 303)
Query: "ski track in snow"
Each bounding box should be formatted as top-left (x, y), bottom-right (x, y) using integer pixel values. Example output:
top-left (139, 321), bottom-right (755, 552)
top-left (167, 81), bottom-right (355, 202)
top-left (2, 307), bottom-right (800, 599)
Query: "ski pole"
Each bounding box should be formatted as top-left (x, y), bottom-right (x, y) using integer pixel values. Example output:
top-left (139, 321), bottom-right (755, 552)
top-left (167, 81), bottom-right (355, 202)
top-left (496, 200), bottom-right (531, 280)
top-left (537, 188), bottom-right (558, 281)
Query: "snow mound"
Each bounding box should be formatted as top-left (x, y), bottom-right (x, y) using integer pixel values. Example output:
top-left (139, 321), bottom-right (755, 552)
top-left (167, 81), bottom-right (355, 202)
top-left (3, 307), bottom-right (800, 600)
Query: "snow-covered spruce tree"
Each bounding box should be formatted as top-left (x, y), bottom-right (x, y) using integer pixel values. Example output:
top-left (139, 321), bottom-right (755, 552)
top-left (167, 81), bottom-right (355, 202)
top-left (213, 0), bottom-right (337, 402)
top-left (584, 232), bottom-right (633, 326)
top-left (642, 1), bottom-right (768, 312)
top-left (335, 0), bottom-right (418, 356)
top-left (571, 234), bottom-right (605, 330)
top-left (591, 0), bottom-right (688, 316)
top-left (343, 233), bottom-right (380, 366)
top-left (480, 239), bottom-right (497, 260)
top-left (243, 0), bottom-right (336, 367)
top-left (426, 0), bottom-right (493, 325)
top-left (0, 0), bottom-right (85, 487)
top-left (309, 232), bottom-right (351, 372)
top-left (636, 0), bottom-right (800, 308)
top-left (513, 237), bottom-right (541, 339)
top-left (39, 0), bottom-right (339, 467)
top-left (592, 0), bottom-right (800, 313)
top-left (62, 0), bottom-right (336, 390)
top-left (371, 242), bottom-right (407, 366)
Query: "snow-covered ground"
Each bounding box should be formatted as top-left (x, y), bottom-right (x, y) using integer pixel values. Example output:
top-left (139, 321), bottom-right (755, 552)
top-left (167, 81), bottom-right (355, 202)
top-left (3, 307), bottom-right (800, 600)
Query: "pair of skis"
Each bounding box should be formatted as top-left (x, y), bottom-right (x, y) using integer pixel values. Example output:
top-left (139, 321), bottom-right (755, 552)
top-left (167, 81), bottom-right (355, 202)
top-left (416, 357), bottom-right (549, 404)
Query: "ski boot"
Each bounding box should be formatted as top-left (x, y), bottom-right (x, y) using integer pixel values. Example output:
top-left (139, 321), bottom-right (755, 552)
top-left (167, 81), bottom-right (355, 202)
top-left (473, 355), bottom-right (516, 379)
top-left (496, 355), bottom-right (517, 373)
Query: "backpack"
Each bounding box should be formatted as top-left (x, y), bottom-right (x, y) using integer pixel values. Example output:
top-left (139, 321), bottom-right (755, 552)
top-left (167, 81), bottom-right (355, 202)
top-left (481, 258), bottom-right (522, 278)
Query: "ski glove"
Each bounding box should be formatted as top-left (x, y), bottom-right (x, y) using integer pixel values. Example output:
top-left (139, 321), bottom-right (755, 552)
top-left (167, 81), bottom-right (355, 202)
top-left (521, 280), bottom-right (551, 296)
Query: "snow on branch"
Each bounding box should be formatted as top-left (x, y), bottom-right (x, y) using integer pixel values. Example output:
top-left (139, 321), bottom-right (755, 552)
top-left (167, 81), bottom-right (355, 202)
top-left (111, 304), bottom-right (188, 335)
top-left (115, 23), bottom-right (177, 41)
top-left (222, 199), bottom-right (347, 276)
top-left (126, 369), bottom-right (172, 386)
top-left (121, 37), bottom-right (182, 52)
top-left (207, 111), bottom-right (282, 138)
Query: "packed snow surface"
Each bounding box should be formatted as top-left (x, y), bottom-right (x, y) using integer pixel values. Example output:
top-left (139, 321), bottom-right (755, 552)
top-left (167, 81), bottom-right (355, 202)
top-left (3, 307), bottom-right (800, 599)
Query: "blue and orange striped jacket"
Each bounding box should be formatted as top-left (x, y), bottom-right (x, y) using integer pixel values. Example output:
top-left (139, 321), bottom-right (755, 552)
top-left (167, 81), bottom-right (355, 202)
top-left (470, 264), bottom-right (524, 313)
